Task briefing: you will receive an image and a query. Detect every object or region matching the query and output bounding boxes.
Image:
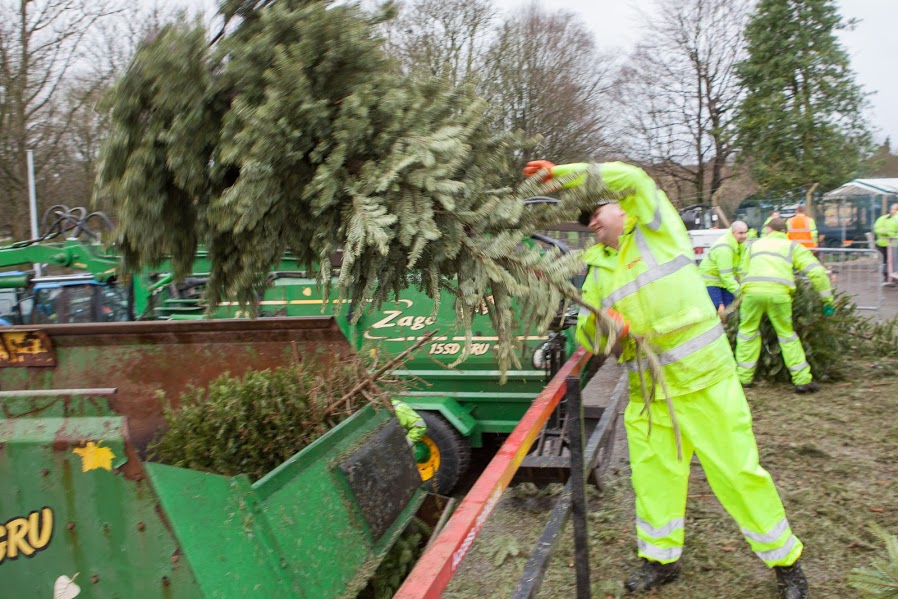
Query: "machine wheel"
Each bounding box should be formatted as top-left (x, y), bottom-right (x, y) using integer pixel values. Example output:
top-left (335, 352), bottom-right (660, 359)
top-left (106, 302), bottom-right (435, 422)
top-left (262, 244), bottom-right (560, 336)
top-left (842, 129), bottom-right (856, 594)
top-left (417, 411), bottom-right (471, 494)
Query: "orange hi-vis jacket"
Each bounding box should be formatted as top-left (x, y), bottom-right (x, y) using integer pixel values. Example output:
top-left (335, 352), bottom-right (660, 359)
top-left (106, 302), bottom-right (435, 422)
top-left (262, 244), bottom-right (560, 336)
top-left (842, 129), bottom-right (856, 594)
top-left (786, 214), bottom-right (818, 248)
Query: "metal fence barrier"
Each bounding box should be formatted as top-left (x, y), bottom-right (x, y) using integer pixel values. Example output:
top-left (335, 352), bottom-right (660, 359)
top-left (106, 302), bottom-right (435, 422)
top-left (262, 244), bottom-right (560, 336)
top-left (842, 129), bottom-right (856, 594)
top-left (888, 238), bottom-right (898, 286)
top-left (813, 247), bottom-right (883, 313)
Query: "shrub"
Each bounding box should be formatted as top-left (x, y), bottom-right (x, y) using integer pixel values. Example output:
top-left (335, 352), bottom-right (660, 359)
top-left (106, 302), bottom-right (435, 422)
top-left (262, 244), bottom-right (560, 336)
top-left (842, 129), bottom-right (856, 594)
top-left (725, 280), bottom-right (867, 382)
top-left (149, 352), bottom-right (395, 481)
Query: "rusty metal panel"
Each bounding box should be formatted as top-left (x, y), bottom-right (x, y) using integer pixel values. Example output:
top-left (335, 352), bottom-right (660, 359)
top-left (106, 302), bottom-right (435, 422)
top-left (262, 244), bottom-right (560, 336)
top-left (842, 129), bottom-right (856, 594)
top-left (0, 317), bottom-right (349, 461)
top-left (0, 330), bottom-right (56, 367)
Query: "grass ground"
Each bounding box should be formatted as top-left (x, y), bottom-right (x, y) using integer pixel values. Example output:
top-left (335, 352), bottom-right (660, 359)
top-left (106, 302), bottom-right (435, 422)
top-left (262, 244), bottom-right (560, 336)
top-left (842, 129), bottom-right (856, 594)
top-left (443, 356), bottom-right (898, 598)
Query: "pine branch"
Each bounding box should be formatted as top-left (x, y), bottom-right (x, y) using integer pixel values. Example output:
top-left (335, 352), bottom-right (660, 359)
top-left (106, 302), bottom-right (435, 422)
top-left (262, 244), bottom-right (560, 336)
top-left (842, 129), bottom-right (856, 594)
top-left (849, 524), bottom-right (898, 598)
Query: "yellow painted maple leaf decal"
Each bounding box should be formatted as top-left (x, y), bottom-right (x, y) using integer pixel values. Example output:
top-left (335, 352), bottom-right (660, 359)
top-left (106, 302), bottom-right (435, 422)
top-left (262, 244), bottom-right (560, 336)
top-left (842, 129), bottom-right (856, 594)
top-left (72, 441), bottom-right (115, 472)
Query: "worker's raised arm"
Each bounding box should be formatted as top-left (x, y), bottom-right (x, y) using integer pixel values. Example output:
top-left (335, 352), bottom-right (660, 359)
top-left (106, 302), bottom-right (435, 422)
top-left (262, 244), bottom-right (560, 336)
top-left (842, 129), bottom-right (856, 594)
top-left (523, 160), bottom-right (661, 226)
top-left (596, 162), bottom-right (662, 226)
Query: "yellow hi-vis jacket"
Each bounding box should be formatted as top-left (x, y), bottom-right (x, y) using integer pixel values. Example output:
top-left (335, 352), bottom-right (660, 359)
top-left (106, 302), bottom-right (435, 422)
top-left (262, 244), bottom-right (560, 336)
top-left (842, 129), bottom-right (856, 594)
top-left (391, 400), bottom-right (426, 443)
top-left (874, 213), bottom-right (898, 247)
top-left (699, 231), bottom-right (743, 294)
top-left (571, 162), bottom-right (735, 399)
top-left (740, 231), bottom-right (834, 303)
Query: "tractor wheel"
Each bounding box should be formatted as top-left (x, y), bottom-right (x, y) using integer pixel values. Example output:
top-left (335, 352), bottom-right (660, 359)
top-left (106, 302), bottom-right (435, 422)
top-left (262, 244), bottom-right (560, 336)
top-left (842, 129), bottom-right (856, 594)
top-left (417, 411), bottom-right (471, 494)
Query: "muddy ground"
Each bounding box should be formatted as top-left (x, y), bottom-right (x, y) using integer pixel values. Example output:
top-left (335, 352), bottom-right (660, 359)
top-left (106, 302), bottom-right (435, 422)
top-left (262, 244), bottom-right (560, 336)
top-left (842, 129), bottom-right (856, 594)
top-left (443, 356), bottom-right (898, 598)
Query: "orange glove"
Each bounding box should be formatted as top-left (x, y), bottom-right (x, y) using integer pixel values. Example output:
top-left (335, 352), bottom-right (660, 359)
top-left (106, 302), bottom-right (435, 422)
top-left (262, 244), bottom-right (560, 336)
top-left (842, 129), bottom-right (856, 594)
top-left (606, 308), bottom-right (630, 339)
top-left (522, 160), bottom-right (556, 182)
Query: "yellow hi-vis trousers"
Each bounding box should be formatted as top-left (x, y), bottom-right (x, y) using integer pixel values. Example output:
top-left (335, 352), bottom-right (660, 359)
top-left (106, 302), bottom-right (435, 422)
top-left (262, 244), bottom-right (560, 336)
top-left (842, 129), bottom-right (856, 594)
top-left (735, 293), bottom-right (812, 386)
top-left (625, 373), bottom-right (802, 567)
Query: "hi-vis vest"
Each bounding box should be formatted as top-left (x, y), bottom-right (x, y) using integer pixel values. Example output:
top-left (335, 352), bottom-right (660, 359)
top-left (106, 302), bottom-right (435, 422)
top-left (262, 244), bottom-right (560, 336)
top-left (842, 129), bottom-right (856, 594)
top-left (741, 231), bottom-right (833, 303)
top-left (786, 214), bottom-right (818, 248)
top-left (572, 162), bottom-right (735, 400)
top-left (699, 232), bottom-right (743, 294)
top-left (874, 213), bottom-right (898, 247)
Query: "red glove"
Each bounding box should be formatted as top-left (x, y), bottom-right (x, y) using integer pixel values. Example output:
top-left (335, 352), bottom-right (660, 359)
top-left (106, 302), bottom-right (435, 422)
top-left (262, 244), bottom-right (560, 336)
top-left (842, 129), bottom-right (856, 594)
top-left (606, 308), bottom-right (630, 339)
top-left (522, 160), bottom-right (556, 182)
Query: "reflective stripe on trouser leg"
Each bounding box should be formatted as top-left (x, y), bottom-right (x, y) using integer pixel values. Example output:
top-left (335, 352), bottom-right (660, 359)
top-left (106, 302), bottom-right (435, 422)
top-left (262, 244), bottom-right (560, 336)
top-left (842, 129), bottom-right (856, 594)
top-left (686, 374), bottom-right (803, 567)
top-left (765, 296), bottom-right (812, 385)
top-left (625, 398), bottom-right (694, 564)
top-left (735, 294), bottom-right (765, 384)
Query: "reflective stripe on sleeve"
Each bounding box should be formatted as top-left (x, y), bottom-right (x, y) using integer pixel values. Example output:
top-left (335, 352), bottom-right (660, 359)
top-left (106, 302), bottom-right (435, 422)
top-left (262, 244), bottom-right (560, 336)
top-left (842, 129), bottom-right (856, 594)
top-left (647, 193), bottom-right (663, 231)
top-left (802, 263), bottom-right (824, 275)
top-left (788, 243), bottom-right (798, 262)
top-left (634, 228), bottom-right (659, 268)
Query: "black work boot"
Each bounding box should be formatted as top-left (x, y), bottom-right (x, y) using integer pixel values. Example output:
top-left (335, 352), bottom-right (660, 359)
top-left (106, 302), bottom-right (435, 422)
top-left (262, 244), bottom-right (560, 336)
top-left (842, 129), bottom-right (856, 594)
top-left (794, 381), bottom-right (820, 394)
top-left (625, 558), bottom-right (681, 593)
top-left (774, 561), bottom-right (808, 599)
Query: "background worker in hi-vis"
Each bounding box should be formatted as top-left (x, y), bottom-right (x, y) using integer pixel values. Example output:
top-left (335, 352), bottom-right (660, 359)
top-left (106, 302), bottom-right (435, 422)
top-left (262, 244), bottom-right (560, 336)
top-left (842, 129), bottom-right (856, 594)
top-left (523, 159), bottom-right (807, 599)
top-left (735, 217), bottom-right (834, 394)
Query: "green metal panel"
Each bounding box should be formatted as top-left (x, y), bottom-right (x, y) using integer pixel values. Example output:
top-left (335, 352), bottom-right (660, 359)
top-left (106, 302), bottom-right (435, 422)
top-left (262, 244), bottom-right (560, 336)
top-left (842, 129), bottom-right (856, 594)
top-left (145, 464), bottom-right (299, 598)
top-left (0, 404), bottom-right (424, 599)
top-left (252, 404), bottom-right (426, 598)
top-left (400, 397), bottom-right (477, 436)
top-left (0, 415), bottom-right (203, 598)
top-left (0, 394), bottom-right (115, 419)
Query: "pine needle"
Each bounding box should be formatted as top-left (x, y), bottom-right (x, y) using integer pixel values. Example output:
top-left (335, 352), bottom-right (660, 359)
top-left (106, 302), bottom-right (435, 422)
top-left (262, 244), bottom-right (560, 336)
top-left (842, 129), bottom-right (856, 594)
top-left (848, 524), bottom-right (898, 597)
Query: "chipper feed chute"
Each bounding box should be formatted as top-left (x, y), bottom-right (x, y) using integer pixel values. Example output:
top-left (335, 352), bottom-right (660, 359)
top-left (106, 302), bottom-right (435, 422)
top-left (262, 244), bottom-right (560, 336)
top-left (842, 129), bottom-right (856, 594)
top-left (0, 318), bottom-right (425, 598)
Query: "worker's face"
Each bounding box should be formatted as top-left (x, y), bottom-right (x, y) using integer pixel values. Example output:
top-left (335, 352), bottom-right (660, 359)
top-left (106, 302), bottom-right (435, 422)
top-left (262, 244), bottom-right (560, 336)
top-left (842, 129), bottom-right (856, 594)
top-left (588, 203), bottom-right (626, 249)
top-left (891, 204), bottom-right (898, 216)
top-left (731, 225), bottom-right (748, 244)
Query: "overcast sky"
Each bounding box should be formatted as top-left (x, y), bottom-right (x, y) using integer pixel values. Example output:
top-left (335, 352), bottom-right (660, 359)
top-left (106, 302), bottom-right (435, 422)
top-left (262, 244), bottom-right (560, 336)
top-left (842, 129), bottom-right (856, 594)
top-left (169, 0), bottom-right (898, 145)
top-left (492, 0), bottom-right (898, 145)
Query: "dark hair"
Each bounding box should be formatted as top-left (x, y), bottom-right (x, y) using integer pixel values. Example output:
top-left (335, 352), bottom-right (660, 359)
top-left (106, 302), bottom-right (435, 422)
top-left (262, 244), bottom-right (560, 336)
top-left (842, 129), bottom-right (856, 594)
top-left (767, 217), bottom-right (788, 232)
top-left (578, 210), bottom-right (591, 226)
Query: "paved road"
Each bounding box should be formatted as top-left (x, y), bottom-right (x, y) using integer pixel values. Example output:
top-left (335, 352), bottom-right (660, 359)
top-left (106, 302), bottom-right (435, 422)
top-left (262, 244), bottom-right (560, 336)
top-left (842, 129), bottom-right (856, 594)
top-left (820, 251), bottom-right (898, 321)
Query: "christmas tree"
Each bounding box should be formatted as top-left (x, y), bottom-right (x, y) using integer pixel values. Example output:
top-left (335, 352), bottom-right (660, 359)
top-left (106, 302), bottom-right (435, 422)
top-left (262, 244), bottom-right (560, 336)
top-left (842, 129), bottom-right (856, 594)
top-left (95, 0), bottom-right (619, 371)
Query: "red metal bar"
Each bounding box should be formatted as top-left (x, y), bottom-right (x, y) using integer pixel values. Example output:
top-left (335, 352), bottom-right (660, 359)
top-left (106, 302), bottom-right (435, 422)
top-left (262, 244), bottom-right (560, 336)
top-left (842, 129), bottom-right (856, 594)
top-left (394, 347), bottom-right (592, 599)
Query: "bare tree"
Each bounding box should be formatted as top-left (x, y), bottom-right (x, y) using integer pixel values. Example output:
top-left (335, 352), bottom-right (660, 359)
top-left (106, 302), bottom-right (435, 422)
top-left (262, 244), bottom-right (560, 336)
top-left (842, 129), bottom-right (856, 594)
top-left (614, 0), bottom-right (751, 205)
top-left (480, 3), bottom-right (618, 163)
top-left (384, 0), bottom-right (498, 86)
top-left (0, 0), bottom-right (127, 238)
top-left (48, 5), bottom-right (188, 213)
